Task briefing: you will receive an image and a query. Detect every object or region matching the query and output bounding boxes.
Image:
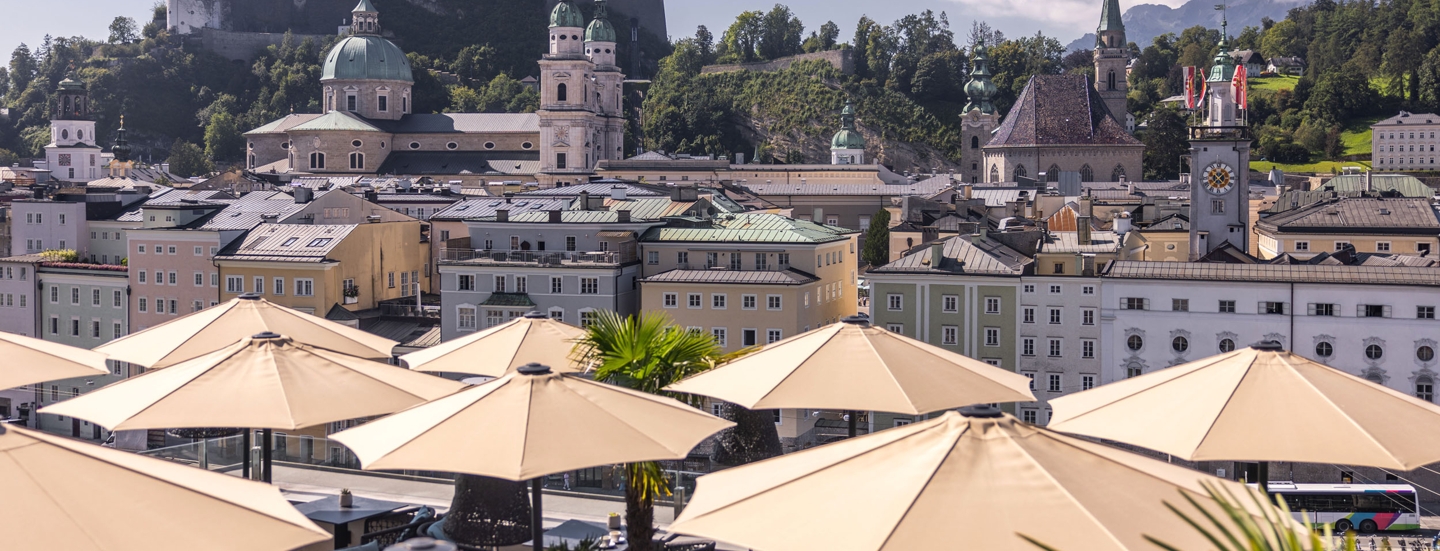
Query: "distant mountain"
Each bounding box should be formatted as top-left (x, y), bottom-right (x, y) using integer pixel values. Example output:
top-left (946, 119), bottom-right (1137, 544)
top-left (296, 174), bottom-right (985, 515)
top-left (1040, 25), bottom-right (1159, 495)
top-left (1065, 0), bottom-right (1306, 52)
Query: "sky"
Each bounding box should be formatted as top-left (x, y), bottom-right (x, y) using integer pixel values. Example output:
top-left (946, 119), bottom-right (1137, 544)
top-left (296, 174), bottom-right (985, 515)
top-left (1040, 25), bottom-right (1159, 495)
top-left (0, 0), bottom-right (1196, 72)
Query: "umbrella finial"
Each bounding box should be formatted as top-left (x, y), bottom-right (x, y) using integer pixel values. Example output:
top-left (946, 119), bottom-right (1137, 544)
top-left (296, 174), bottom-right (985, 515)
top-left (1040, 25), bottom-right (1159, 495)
top-left (237, 293), bottom-right (262, 301)
top-left (1250, 341), bottom-right (1285, 351)
top-left (517, 363), bottom-right (552, 375)
top-left (523, 311), bottom-right (549, 319)
top-left (841, 314), bottom-right (871, 326)
top-left (252, 331), bottom-right (283, 340)
top-left (958, 404), bottom-right (1004, 418)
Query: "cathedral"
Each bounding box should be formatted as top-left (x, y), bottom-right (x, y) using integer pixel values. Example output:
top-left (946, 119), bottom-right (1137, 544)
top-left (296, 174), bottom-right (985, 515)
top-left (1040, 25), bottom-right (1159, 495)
top-left (969, 0), bottom-right (1144, 184)
top-left (244, 0), bottom-right (624, 186)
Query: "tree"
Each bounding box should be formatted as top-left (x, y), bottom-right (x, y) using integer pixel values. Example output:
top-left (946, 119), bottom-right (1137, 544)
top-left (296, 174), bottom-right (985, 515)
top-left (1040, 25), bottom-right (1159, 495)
top-left (817, 21), bottom-right (840, 50)
top-left (203, 111), bottom-right (243, 162)
top-left (576, 311), bottom-right (747, 551)
top-left (862, 208), bottom-right (891, 267)
top-left (694, 25), bottom-right (716, 65)
top-left (911, 50), bottom-right (961, 101)
top-left (450, 44), bottom-right (498, 83)
top-left (718, 11), bottom-right (764, 63)
top-left (108, 17), bottom-right (139, 45)
top-left (967, 20), bottom-right (1004, 51)
top-left (166, 139), bottom-right (213, 177)
top-left (7, 44), bottom-right (35, 104)
top-left (1141, 106), bottom-right (1189, 180)
top-left (757, 4), bottom-right (804, 61)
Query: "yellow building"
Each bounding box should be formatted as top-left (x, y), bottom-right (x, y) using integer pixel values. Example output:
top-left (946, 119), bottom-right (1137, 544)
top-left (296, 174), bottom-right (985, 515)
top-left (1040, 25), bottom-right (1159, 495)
top-left (215, 221), bottom-right (428, 315)
top-left (1255, 196), bottom-right (1440, 259)
top-left (1119, 213), bottom-right (1191, 261)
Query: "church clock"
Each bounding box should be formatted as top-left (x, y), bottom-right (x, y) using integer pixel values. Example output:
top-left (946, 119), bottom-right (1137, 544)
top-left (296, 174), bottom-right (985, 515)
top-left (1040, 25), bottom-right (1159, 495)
top-left (1203, 162), bottom-right (1235, 195)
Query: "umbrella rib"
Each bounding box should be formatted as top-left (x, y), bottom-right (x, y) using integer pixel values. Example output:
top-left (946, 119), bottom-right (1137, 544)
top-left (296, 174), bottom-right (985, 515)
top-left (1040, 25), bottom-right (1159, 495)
top-left (307, 347), bottom-right (433, 402)
top-left (1188, 355), bottom-right (1254, 460)
top-left (1278, 354), bottom-right (1404, 466)
top-left (868, 332), bottom-right (918, 415)
top-left (1057, 352), bottom-right (1237, 425)
top-left (752, 326), bottom-right (845, 407)
top-left (1004, 431), bottom-right (1132, 550)
top-left (874, 423), bottom-right (966, 551)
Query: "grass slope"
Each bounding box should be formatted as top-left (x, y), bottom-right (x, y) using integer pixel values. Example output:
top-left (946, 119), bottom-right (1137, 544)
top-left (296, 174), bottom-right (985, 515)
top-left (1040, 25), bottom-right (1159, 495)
top-left (1251, 159), bottom-right (1371, 174)
top-left (1250, 74), bottom-right (1300, 92)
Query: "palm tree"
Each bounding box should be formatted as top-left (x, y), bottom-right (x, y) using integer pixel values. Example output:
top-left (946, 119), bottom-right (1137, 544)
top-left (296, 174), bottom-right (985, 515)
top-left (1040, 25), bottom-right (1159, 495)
top-left (574, 310), bottom-right (730, 551)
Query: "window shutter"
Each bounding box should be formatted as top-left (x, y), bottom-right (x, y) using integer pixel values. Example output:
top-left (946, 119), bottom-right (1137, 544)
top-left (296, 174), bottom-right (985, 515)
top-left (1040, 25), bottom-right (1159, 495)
top-left (1260, 302), bottom-right (1268, 314)
top-left (1357, 304), bottom-right (1366, 317)
top-left (1384, 305), bottom-right (1392, 318)
top-left (1307, 303), bottom-right (1316, 316)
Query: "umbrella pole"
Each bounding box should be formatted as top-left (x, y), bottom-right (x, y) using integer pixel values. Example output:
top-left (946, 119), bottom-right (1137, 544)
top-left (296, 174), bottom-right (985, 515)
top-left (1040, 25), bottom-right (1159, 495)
top-left (531, 478), bottom-right (544, 551)
top-left (847, 410), bottom-right (857, 438)
top-left (241, 429), bottom-right (250, 479)
top-left (262, 429), bottom-right (272, 483)
top-left (1258, 461), bottom-right (1269, 495)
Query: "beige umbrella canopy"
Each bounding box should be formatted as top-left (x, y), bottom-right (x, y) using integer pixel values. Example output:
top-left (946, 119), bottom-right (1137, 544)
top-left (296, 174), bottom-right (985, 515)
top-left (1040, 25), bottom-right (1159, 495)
top-left (95, 293), bottom-right (398, 368)
top-left (332, 363), bottom-right (733, 479)
top-left (665, 316), bottom-right (1035, 415)
top-left (401, 311), bottom-right (588, 376)
top-left (0, 331), bottom-right (109, 389)
top-left (669, 409), bottom-right (1293, 551)
top-left (0, 423), bottom-right (329, 551)
top-left (42, 332), bottom-right (465, 431)
top-left (1047, 342), bottom-right (1440, 470)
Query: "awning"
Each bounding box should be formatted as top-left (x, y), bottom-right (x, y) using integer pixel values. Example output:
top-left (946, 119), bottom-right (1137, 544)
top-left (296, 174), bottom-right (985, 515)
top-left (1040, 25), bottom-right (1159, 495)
top-left (479, 293), bottom-right (537, 307)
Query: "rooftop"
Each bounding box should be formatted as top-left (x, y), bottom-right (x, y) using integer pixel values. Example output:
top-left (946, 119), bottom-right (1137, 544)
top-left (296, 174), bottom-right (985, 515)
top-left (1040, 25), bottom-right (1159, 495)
top-left (641, 213), bottom-right (856, 244)
top-left (739, 176), bottom-right (954, 197)
top-left (988, 75), bottom-right (1141, 147)
top-left (215, 224), bottom-right (356, 262)
top-left (1373, 111), bottom-right (1440, 126)
top-left (871, 234), bottom-right (1031, 276)
top-left (1041, 230), bottom-right (1122, 254)
top-left (640, 268), bottom-right (820, 285)
top-left (1105, 261), bottom-right (1440, 286)
top-left (517, 182), bottom-right (666, 197)
top-left (430, 197), bottom-right (571, 221)
top-left (1258, 196), bottom-right (1440, 233)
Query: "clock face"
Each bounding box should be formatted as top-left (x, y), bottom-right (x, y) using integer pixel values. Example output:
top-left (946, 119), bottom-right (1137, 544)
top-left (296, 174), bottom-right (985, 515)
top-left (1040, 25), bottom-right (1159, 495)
top-left (1203, 162), bottom-right (1235, 195)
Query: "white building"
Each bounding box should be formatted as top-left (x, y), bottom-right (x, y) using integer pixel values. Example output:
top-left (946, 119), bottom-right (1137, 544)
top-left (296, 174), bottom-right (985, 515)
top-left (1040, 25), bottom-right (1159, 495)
top-left (45, 77), bottom-right (102, 184)
top-left (1371, 112), bottom-right (1440, 171)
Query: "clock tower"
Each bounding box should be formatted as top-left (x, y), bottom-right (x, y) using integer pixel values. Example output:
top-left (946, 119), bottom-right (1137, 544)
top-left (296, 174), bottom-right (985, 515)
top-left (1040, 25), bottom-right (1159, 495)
top-left (1187, 22), bottom-right (1250, 259)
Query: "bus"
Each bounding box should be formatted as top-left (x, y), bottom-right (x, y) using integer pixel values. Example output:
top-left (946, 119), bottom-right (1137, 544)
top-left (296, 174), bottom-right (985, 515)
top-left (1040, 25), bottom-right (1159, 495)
top-left (1261, 482), bottom-right (1420, 533)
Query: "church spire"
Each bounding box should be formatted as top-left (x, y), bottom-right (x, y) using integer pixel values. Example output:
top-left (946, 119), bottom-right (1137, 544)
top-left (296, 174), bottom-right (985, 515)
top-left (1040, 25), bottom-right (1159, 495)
top-left (351, 0), bottom-right (380, 36)
top-left (1096, 0), bottom-right (1125, 47)
top-left (964, 44), bottom-right (998, 115)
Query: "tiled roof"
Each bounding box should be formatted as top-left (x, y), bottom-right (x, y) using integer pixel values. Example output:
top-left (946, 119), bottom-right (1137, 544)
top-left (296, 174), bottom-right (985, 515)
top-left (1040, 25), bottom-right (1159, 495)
top-left (1259, 197), bottom-right (1440, 233)
top-left (741, 176), bottom-right (953, 197)
top-left (245, 114), bottom-right (323, 135)
top-left (641, 268), bottom-right (819, 285)
top-left (376, 151), bottom-right (540, 176)
top-left (288, 111), bottom-right (383, 133)
top-left (1105, 261), bottom-right (1440, 286)
top-left (641, 213), bottom-right (856, 243)
top-left (370, 113), bottom-right (539, 134)
top-left (429, 197), bottom-right (570, 221)
top-left (988, 75), bottom-right (1142, 147)
top-left (215, 223), bottom-right (356, 262)
top-left (517, 182), bottom-right (665, 197)
top-left (0, 254), bottom-right (52, 263)
top-left (871, 234), bottom-right (1031, 275)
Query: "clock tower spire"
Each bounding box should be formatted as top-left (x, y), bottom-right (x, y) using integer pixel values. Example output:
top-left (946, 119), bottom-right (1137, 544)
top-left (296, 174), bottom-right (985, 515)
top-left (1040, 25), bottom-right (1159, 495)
top-left (1187, 17), bottom-right (1250, 259)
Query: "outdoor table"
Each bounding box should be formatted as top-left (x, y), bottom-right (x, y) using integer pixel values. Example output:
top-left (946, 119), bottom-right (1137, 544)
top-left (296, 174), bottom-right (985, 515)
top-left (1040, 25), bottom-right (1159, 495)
top-left (540, 519), bottom-right (628, 550)
top-left (295, 494), bottom-right (412, 549)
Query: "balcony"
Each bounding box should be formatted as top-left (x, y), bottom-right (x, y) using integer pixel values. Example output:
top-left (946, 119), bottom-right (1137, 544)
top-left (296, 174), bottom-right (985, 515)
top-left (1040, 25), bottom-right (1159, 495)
top-left (441, 248), bottom-right (635, 266)
top-left (1189, 125), bottom-right (1250, 141)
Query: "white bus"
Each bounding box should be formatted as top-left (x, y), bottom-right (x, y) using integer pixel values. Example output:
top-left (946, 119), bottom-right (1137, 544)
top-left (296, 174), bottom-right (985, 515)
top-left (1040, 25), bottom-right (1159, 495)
top-left (1262, 482), bottom-right (1420, 533)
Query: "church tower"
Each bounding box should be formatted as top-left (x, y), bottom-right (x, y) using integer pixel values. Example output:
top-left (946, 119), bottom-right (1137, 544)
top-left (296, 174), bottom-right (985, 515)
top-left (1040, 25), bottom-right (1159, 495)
top-left (46, 74), bottom-right (102, 183)
top-left (585, 0), bottom-right (626, 170)
top-left (1187, 22), bottom-right (1250, 258)
top-left (538, 0), bottom-right (599, 186)
top-left (960, 44), bottom-right (1000, 184)
top-left (830, 101), bottom-right (865, 165)
top-left (1094, 0), bottom-right (1129, 129)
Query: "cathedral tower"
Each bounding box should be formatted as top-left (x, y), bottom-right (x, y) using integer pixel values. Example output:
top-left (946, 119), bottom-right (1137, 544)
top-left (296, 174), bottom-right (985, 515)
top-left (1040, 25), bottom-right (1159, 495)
top-left (830, 101), bottom-right (866, 165)
top-left (46, 74), bottom-right (101, 182)
top-left (539, 0), bottom-right (624, 186)
top-left (960, 44), bottom-right (1000, 183)
top-left (1094, 0), bottom-right (1129, 128)
top-left (585, 0), bottom-right (626, 169)
top-left (1188, 23), bottom-right (1250, 258)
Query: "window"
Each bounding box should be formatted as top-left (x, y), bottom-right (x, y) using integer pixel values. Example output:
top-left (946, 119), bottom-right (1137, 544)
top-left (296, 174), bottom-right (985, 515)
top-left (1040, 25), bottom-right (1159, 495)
top-left (1210, 199), bottom-right (1226, 214)
top-left (754, 253), bottom-right (768, 270)
top-left (1419, 379), bottom-right (1435, 402)
top-left (1082, 375), bottom-right (1095, 391)
top-left (113, 322), bottom-right (122, 339)
top-left (194, 272), bottom-right (203, 286)
top-left (168, 272), bottom-right (177, 285)
top-left (457, 307), bottom-right (477, 330)
top-left (941, 325), bottom-right (958, 345)
top-left (767, 329), bottom-right (782, 343)
top-left (556, 153), bottom-right (567, 169)
top-left (1127, 335), bottom-right (1144, 351)
top-left (1219, 339), bottom-right (1236, 352)
top-left (388, 272), bottom-right (396, 288)
top-left (711, 328), bottom-right (727, 347)
top-left (346, 94), bottom-right (356, 111)
top-left (91, 321), bottom-right (100, 338)
top-left (194, 246), bottom-right (203, 256)
top-left (113, 290), bottom-right (122, 308)
top-left (1049, 285), bottom-right (1061, 294)
top-left (1022, 338), bottom-right (1036, 356)
top-left (1421, 306), bottom-right (1436, 319)
top-left (1334, 241), bottom-right (1351, 252)
top-left (273, 277), bottom-right (284, 295)
top-left (1172, 299), bottom-right (1189, 312)
top-left (712, 294), bottom-right (727, 309)
top-left (580, 277), bottom-right (598, 295)
top-left (70, 319), bottom-right (80, 336)
top-left (1053, 263), bottom-right (1065, 274)
top-left (742, 329), bottom-right (758, 347)
top-left (942, 295), bottom-right (959, 313)
top-left (1310, 303), bottom-right (1336, 316)
top-left (138, 298), bottom-right (147, 313)
top-left (663, 293), bottom-right (678, 308)
top-left (687, 293), bottom-right (702, 308)
top-left (226, 276), bottom-right (243, 293)
top-left (1172, 336), bottom-right (1189, 353)
top-left (984, 327), bottom-right (1000, 347)
top-left (253, 277), bottom-right (264, 294)
top-left (377, 95), bottom-right (388, 112)
top-left (1024, 372), bottom-right (1036, 390)
top-left (1376, 241), bottom-right (1392, 253)
top-left (565, 236), bottom-right (577, 252)
top-left (1082, 285), bottom-right (1095, 295)
top-left (49, 286), bottom-right (58, 303)
top-left (551, 277), bottom-right (563, 294)
top-left (1219, 300), bottom-right (1236, 313)
top-left (1047, 338), bottom-right (1062, 357)
top-left (1121, 297), bottom-right (1147, 310)
top-left (1048, 373), bottom-right (1061, 392)
top-left (985, 297), bottom-right (1001, 314)
top-left (1315, 341), bottom-right (1334, 358)
top-left (91, 289), bottom-right (100, 306)
top-left (309, 152), bottom-right (325, 170)
top-left (1048, 308), bottom-right (1061, 324)
top-left (1360, 304), bottom-right (1389, 318)
top-left (458, 275), bottom-right (475, 291)
top-left (1023, 284), bottom-right (1035, 293)
top-left (1021, 307), bottom-right (1036, 324)
top-left (887, 294), bottom-right (903, 311)
top-left (742, 294), bottom-right (757, 310)
top-left (729, 253), bottom-right (742, 270)
top-left (1021, 409), bottom-right (1037, 424)
top-left (1262, 302), bottom-right (1286, 315)
top-left (1366, 344), bottom-right (1384, 360)
top-left (493, 275), bottom-right (507, 293)
top-left (169, 300), bottom-right (178, 314)
top-left (1421, 243), bottom-right (1433, 255)
top-left (71, 288), bottom-right (79, 305)
top-left (1082, 309), bottom-right (1095, 326)
top-left (295, 279), bottom-right (314, 296)
top-left (193, 300), bottom-right (203, 312)
top-left (886, 323), bottom-right (903, 334)
top-left (778, 253), bottom-right (790, 266)
top-left (767, 295), bottom-right (782, 310)
top-left (1082, 340), bottom-right (1095, 359)
top-left (485, 310), bottom-right (503, 328)
top-left (646, 251), bottom-right (659, 265)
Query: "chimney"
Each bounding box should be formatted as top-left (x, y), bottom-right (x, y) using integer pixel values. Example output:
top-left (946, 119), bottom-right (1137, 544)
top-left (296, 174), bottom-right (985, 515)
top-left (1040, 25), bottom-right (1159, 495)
top-left (548, 210), bottom-right (562, 223)
top-left (1115, 211), bottom-right (1132, 235)
top-left (261, 213), bottom-right (279, 223)
top-left (579, 190), bottom-right (590, 210)
top-left (963, 185), bottom-right (973, 201)
top-left (1077, 214), bottom-right (1092, 245)
top-left (496, 209), bottom-right (509, 222)
top-left (449, 182), bottom-right (463, 195)
top-left (611, 185), bottom-right (627, 201)
top-left (364, 190), bottom-right (379, 203)
top-left (366, 214), bottom-right (381, 223)
top-left (293, 187), bottom-right (313, 204)
top-left (1126, 180), bottom-right (1135, 195)
top-left (617, 209), bottom-right (631, 223)
top-left (1364, 170), bottom-right (1373, 192)
top-left (928, 241), bottom-right (944, 268)
top-left (813, 207), bottom-right (824, 224)
top-left (1079, 196), bottom-right (1093, 218)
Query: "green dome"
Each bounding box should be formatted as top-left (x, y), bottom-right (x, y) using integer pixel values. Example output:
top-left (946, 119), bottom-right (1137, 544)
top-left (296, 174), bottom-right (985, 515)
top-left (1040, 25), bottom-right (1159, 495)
top-left (831, 101), bottom-right (865, 149)
top-left (963, 44), bottom-right (997, 114)
top-left (550, 1), bottom-right (585, 28)
top-left (57, 77), bottom-right (85, 91)
top-left (322, 35), bottom-right (413, 83)
top-left (585, 18), bottom-right (616, 42)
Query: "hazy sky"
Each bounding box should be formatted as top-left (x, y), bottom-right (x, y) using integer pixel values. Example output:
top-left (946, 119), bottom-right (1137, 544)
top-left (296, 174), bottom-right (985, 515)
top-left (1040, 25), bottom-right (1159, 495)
top-left (0, 0), bottom-right (1193, 72)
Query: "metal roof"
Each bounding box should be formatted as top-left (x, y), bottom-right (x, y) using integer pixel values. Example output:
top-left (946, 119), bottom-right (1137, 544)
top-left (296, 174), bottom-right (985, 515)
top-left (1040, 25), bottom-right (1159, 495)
top-left (478, 293), bottom-right (537, 307)
top-left (1259, 196), bottom-right (1440, 232)
top-left (741, 176), bottom-right (953, 197)
top-left (641, 268), bottom-right (820, 285)
top-left (430, 197), bottom-right (570, 221)
top-left (872, 234), bottom-right (1030, 275)
top-left (1040, 230), bottom-right (1122, 254)
top-left (517, 182), bottom-right (665, 197)
top-left (1104, 261), bottom-right (1440, 286)
top-left (215, 223), bottom-right (356, 262)
top-left (199, 191), bottom-right (325, 231)
top-left (641, 213), bottom-right (856, 244)
top-left (1321, 174), bottom-right (1432, 197)
top-left (376, 151), bottom-right (540, 176)
top-left (288, 111), bottom-right (384, 133)
top-left (245, 114), bottom-right (323, 135)
top-left (364, 320), bottom-right (443, 348)
top-left (1373, 112), bottom-right (1440, 127)
top-left (370, 113), bottom-right (539, 134)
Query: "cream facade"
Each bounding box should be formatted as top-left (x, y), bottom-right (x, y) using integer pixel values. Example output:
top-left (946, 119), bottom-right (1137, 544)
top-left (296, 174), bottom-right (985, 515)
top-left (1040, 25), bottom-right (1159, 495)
top-left (1371, 112), bottom-right (1440, 171)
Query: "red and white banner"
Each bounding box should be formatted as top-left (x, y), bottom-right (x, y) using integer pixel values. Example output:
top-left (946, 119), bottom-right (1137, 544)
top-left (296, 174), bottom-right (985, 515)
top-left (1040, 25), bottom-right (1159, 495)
top-left (1183, 66), bottom-right (1196, 109)
top-left (1232, 65), bottom-right (1248, 110)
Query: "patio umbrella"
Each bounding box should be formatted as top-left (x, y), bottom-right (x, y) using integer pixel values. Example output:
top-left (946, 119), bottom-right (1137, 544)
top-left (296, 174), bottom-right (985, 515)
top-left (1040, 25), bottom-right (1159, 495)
top-left (0, 423), bottom-right (329, 551)
top-left (0, 330), bottom-right (109, 389)
top-left (95, 293), bottom-right (398, 369)
top-left (665, 316), bottom-right (1034, 436)
top-left (668, 408), bottom-right (1295, 551)
top-left (331, 363), bottom-right (734, 551)
top-left (401, 311), bottom-right (588, 376)
top-left (1047, 342), bottom-right (1440, 492)
top-left (42, 332), bottom-right (465, 482)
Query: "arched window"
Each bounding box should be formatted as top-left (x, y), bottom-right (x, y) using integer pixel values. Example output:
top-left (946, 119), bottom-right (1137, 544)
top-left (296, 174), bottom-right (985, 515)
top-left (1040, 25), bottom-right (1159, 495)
top-left (1107, 70), bottom-right (1116, 91)
top-left (1079, 164), bottom-right (1094, 182)
top-left (1219, 339), bottom-right (1235, 352)
top-left (989, 165), bottom-right (998, 183)
top-left (1013, 164), bottom-right (1027, 180)
top-left (1111, 163), bottom-right (1127, 181)
top-left (557, 83), bottom-right (567, 102)
top-left (309, 152), bottom-right (325, 170)
top-left (248, 154), bottom-right (255, 169)
top-left (1365, 372), bottom-right (1384, 384)
top-left (349, 152), bottom-right (364, 170)
top-left (64, 96), bottom-right (72, 113)
top-left (1046, 165), bottom-right (1061, 182)
top-left (971, 136), bottom-right (980, 149)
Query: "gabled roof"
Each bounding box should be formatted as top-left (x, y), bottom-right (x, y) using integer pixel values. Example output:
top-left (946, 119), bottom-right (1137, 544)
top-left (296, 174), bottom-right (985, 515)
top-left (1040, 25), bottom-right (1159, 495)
top-left (215, 224), bottom-right (356, 262)
top-left (245, 114), bottom-right (324, 135)
top-left (198, 191), bottom-right (321, 231)
top-left (370, 113), bottom-right (539, 134)
top-left (1373, 111), bottom-right (1440, 127)
top-left (1258, 196), bottom-right (1440, 233)
top-left (1321, 174), bottom-right (1432, 197)
top-left (430, 197), bottom-right (570, 221)
top-left (641, 213), bottom-right (856, 244)
top-left (988, 75), bottom-right (1141, 147)
top-left (517, 181), bottom-right (665, 197)
top-left (640, 268), bottom-right (819, 285)
top-left (1105, 261), bottom-right (1440, 286)
top-left (1040, 230), bottom-right (1122, 254)
top-left (872, 234), bottom-right (1031, 276)
top-left (289, 111), bottom-right (384, 133)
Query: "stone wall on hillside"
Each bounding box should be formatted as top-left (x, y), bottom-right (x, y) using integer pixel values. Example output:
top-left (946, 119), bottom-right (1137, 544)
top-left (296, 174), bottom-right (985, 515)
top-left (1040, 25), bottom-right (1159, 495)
top-left (701, 50), bottom-right (856, 76)
top-left (196, 28), bottom-right (332, 63)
